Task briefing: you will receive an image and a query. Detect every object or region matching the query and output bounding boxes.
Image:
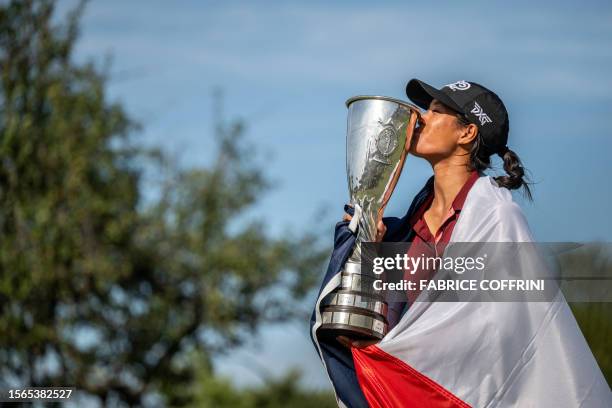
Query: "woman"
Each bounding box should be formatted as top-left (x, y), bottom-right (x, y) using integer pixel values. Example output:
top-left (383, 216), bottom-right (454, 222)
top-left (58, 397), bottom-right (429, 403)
top-left (314, 79), bottom-right (610, 408)
top-left (340, 79), bottom-right (532, 347)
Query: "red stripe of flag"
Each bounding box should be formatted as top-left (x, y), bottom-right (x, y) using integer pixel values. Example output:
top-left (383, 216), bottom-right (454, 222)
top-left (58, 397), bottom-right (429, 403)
top-left (352, 345), bottom-right (471, 408)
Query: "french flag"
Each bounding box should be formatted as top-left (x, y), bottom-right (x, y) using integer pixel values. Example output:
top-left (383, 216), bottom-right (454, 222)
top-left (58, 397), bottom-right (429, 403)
top-left (311, 176), bottom-right (611, 407)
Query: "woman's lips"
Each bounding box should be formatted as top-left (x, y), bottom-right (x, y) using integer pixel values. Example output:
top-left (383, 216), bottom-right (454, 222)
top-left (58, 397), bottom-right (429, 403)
top-left (413, 125), bottom-right (423, 139)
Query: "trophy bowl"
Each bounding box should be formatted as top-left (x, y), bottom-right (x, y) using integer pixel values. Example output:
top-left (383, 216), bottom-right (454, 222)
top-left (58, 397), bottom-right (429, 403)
top-left (319, 96), bottom-right (421, 340)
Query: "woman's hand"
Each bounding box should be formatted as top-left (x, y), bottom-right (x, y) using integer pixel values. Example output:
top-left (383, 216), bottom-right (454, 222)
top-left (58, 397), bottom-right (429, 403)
top-left (343, 213), bottom-right (387, 242)
top-left (337, 335), bottom-right (379, 349)
top-left (375, 219), bottom-right (387, 242)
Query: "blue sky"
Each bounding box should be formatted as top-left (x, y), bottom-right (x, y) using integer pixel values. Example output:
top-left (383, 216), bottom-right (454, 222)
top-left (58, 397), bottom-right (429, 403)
top-left (60, 0), bottom-right (612, 389)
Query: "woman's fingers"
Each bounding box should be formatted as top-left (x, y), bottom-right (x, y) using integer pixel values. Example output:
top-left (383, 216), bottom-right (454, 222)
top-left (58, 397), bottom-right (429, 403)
top-left (343, 204), bottom-right (354, 222)
top-left (375, 220), bottom-right (387, 241)
top-left (337, 335), bottom-right (379, 349)
top-left (351, 339), bottom-right (379, 348)
top-left (337, 336), bottom-right (353, 348)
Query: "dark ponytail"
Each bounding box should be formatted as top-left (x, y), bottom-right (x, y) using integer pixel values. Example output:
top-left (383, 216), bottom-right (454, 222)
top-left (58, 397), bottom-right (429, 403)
top-left (495, 147), bottom-right (532, 200)
top-left (458, 115), bottom-right (533, 200)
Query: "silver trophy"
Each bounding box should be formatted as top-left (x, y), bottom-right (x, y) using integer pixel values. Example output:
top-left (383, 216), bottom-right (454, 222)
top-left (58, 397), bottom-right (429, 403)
top-left (320, 96), bottom-right (420, 340)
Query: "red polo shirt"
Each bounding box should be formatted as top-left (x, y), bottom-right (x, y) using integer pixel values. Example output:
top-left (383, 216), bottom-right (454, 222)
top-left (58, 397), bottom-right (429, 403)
top-left (404, 170), bottom-right (480, 304)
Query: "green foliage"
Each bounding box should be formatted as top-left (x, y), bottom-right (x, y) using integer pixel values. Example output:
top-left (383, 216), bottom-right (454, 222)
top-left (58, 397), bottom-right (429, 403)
top-left (559, 244), bottom-right (612, 386)
top-left (0, 0), bottom-right (328, 405)
top-left (570, 302), bottom-right (612, 385)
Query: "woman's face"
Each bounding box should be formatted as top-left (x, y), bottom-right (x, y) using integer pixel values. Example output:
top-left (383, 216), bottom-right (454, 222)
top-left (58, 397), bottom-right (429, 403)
top-left (410, 99), bottom-right (467, 161)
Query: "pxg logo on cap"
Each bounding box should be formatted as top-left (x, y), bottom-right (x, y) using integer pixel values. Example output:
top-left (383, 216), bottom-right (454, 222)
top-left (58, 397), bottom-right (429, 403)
top-left (471, 102), bottom-right (493, 126)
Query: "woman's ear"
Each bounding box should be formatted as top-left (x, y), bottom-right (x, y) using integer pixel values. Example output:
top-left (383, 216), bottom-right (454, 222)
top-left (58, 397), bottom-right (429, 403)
top-left (458, 123), bottom-right (479, 146)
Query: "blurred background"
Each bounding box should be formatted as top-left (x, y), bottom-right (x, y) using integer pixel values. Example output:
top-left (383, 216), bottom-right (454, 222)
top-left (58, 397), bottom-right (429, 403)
top-left (0, 0), bottom-right (610, 406)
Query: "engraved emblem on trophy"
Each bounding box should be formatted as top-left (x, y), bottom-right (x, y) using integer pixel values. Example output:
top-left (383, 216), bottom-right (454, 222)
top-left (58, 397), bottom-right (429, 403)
top-left (319, 96), bottom-right (420, 340)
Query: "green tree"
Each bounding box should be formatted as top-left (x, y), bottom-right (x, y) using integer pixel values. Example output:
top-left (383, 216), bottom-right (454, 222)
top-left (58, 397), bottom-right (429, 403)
top-left (0, 0), bottom-right (328, 405)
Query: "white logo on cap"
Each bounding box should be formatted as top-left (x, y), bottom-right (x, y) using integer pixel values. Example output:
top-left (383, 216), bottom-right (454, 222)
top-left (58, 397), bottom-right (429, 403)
top-left (445, 80), bottom-right (471, 91)
top-left (471, 102), bottom-right (493, 125)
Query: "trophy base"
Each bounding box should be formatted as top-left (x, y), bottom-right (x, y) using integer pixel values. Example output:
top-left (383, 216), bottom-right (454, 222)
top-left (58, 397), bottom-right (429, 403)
top-left (318, 307), bottom-right (387, 341)
top-left (318, 322), bottom-right (384, 341)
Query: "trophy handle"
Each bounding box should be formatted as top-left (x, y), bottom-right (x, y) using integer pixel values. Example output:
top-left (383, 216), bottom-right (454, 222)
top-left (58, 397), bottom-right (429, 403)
top-left (376, 109), bottom-right (420, 223)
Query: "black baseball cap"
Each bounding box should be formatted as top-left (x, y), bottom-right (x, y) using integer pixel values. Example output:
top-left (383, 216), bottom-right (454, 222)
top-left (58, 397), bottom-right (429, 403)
top-left (406, 79), bottom-right (509, 156)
